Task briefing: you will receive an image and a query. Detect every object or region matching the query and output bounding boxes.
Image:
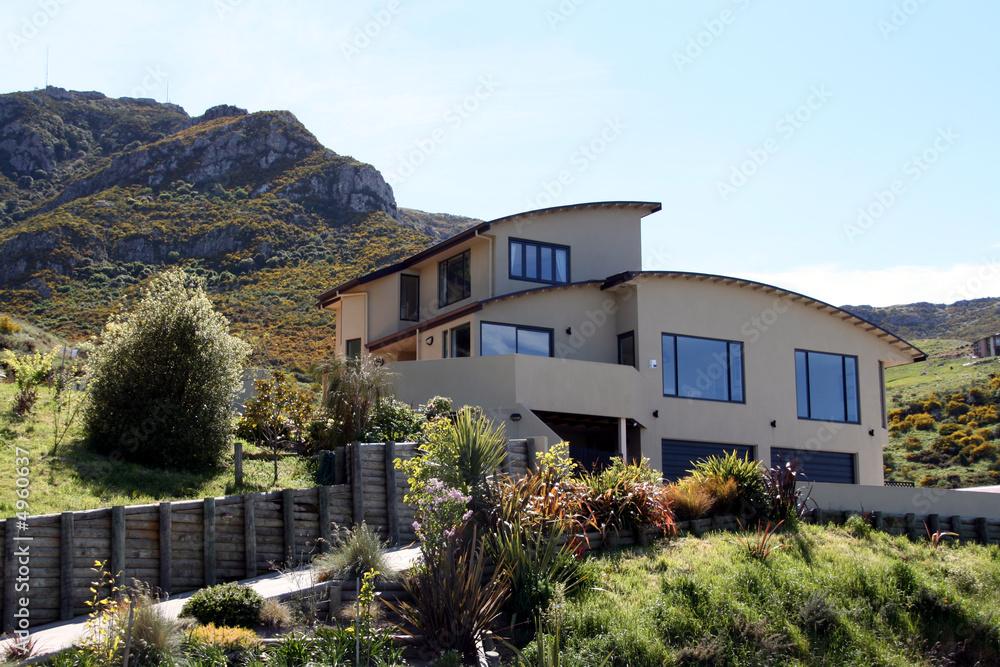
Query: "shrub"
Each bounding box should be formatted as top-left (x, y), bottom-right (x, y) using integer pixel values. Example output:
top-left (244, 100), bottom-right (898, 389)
top-left (946, 400), bottom-right (970, 417)
top-left (845, 513), bottom-right (873, 539)
top-left (688, 451), bottom-right (765, 516)
top-left (185, 623), bottom-right (261, 664)
top-left (911, 413), bottom-right (936, 430)
top-left (579, 458), bottom-right (676, 539)
top-left (903, 435), bottom-right (923, 451)
top-left (313, 522), bottom-right (396, 582)
top-left (968, 442), bottom-right (998, 462)
top-left (919, 475), bottom-right (939, 487)
top-left (763, 456), bottom-right (812, 523)
top-left (2, 349), bottom-right (54, 416)
top-left (411, 479), bottom-right (473, 562)
top-left (363, 396), bottom-right (425, 443)
top-left (180, 582), bottom-right (264, 629)
top-left (536, 440), bottom-right (580, 480)
top-left (259, 599), bottom-right (293, 630)
top-left (236, 370), bottom-right (314, 483)
top-left (0, 315), bottom-right (21, 334)
top-left (84, 270), bottom-right (251, 470)
top-left (665, 480), bottom-right (715, 521)
top-left (938, 423), bottom-right (964, 437)
top-left (311, 354), bottom-right (394, 449)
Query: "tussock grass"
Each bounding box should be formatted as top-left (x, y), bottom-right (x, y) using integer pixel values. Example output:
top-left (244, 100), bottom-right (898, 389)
top-left (523, 523), bottom-right (1000, 666)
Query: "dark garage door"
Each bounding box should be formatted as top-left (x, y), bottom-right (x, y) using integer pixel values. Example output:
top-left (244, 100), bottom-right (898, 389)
top-left (661, 440), bottom-right (755, 482)
top-left (771, 447), bottom-right (856, 484)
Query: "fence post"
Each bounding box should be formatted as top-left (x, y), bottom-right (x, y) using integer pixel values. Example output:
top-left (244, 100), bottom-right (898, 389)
top-left (60, 512), bottom-right (74, 620)
top-left (244, 494), bottom-right (257, 578)
top-left (283, 489), bottom-right (296, 566)
top-left (235, 441), bottom-right (243, 487)
top-left (975, 517), bottom-right (989, 545)
top-left (905, 513), bottom-right (918, 541)
top-left (525, 437), bottom-right (538, 472)
top-left (351, 442), bottom-right (365, 527)
top-left (4, 518), bottom-right (17, 631)
top-left (319, 485), bottom-right (332, 554)
top-left (204, 497), bottom-right (216, 586)
top-left (503, 439), bottom-right (512, 476)
top-left (814, 508), bottom-right (824, 526)
top-left (927, 514), bottom-right (939, 536)
top-left (112, 506), bottom-right (126, 588)
top-left (951, 515), bottom-right (963, 542)
top-left (873, 511), bottom-right (884, 532)
top-left (385, 441), bottom-right (399, 547)
top-left (159, 502), bottom-right (172, 594)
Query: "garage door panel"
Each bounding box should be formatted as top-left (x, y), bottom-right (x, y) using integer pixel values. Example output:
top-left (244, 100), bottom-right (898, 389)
top-left (661, 440), bottom-right (755, 482)
top-left (771, 447), bottom-right (856, 484)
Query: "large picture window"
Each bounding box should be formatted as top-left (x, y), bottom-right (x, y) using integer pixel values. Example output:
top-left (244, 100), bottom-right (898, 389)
top-left (662, 333), bottom-right (744, 402)
top-left (795, 349), bottom-right (859, 423)
top-left (509, 239), bottom-right (570, 284)
top-left (399, 274), bottom-right (419, 322)
top-left (439, 250), bottom-right (471, 306)
top-left (481, 322), bottom-right (553, 357)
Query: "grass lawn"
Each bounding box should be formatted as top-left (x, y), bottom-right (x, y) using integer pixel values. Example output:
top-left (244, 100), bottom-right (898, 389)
top-left (529, 522), bottom-right (1000, 666)
top-left (0, 382), bottom-right (316, 517)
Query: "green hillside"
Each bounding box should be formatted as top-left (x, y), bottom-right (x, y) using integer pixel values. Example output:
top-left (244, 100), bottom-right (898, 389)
top-left (0, 88), bottom-right (473, 370)
top-left (844, 299), bottom-right (1000, 343)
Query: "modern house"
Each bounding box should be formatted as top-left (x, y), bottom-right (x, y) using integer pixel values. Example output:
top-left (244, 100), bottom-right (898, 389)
top-left (317, 201), bottom-right (925, 485)
top-left (972, 334), bottom-right (1000, 359)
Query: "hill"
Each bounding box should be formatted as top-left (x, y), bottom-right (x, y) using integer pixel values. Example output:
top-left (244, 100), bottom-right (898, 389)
top-left (842, 298), bottom-right (1000, 342)
top-left (0, 87), bottom-right (475, 370)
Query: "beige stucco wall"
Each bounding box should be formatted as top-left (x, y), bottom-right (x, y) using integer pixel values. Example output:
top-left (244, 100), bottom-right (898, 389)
top-left (489, 207), bottom-right (644, 297)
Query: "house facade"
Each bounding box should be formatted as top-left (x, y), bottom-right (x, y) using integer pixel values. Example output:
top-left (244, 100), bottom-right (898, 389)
top-left (972, 334), bottom-right (1000, 359)
top-left (317, 201), bottom-right (925, 485)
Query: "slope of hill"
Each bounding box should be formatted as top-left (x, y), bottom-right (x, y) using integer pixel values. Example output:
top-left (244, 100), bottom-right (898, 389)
top-left (842, 298), bottom-right (1000, 342)
top-left (0, 87), bottom-right (472, 370)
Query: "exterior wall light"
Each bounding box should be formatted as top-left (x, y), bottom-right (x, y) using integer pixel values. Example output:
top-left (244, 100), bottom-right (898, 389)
top-left (652, 410), bottom-right (659, 418)
top-left (770, 420), bottom-right (777, 428)
top-left (425, 335), bottom-right (434, 345)
top-left (510, 413), bottom-right (522, 422)
top-left (868, 428), bottom-right (875, 436)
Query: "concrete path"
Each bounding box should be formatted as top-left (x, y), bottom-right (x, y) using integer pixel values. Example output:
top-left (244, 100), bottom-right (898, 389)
top-left (2, 546), bottom-right (422, 660)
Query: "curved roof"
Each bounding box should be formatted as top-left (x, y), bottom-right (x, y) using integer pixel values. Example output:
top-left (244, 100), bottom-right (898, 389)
top-left (316, 200), bottom-right (661, 307)
top-left (485, 269), bottom-right (926, 362)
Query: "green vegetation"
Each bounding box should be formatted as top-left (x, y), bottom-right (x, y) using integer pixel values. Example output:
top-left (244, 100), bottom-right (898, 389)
top-left (84, 270), bottom-right (252, 470)
top-left (884, 339), bottom-right (999, 407)
top-left (312, 522), bottom-right (397, 583)
top-left (518, 524), bottom-right (1000, 666)
top-left (181, 582), bottom-right (266, 629)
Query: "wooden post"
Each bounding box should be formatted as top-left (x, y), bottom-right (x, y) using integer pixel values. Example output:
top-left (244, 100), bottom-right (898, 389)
top-left (927, 513), bottom-right (939, 537)
top-left (234, 441), bottom-right (243, 487)
top-left (525, 437), bottom-right (538, 472)
top-left (60, 512), bottom-right (74, 620)
top-left (385, 441), bottom-right (399, 547)
top-left (244, 494), bottom-right (257, 578)
top-left (905, 513), bottom-right (918, 541)
top-left (873, 511), bottom-right (884, 532)
top-left (951, 515), bottom-right (963, 542)
top-left (318, 485), bottom-right (332, 554)
top-left (204, 497), bottom-right (216, 586)
top-left (975, 517), bottom-right (989, 545)
top-left (4, 517), bottom-right (17, 632)
top-left (814, 508), bottom-right (824, 526)
top-left (351, 442), bottom-right (365, 527)
top-left (159, 502), bottom-right (172, 594)
top-left (503, 439), bottom-right (512, 475)
top-left (283, 489), bottom-right (296, 566)
top-left (112, 506), bottom-right (126, 588)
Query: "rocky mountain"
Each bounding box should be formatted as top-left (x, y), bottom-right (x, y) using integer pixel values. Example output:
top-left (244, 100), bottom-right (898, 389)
top-left (0, 87), bottom-right (475, 369)
top-left (842, 298), bottom-right (1000, 343)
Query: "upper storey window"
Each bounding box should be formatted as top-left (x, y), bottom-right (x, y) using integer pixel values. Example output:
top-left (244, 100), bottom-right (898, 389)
top-left (795, 350), bottom-right (860, 423)
top-left (439, 250), bottom-right (471, 306)
top-left (399, 274), bottom-right (419, 322)
top-left (662, 333), bottom-right (744, 403)
top-left (510, 239), bottom-right (570, 285)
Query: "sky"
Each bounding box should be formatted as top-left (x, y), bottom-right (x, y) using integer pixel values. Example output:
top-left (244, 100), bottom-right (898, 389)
top-left (4, 1), bottom-right (999, 307)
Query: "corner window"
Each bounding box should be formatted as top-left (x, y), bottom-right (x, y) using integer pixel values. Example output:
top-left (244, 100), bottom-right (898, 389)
top-left (439, 250), bottom-right (471, 306)
top-left (443, 323), bottom-right (471, 358)
top-left (345, 338), bottom-right (362, 359)
top-left (618, 331), bottom-right (635, 368)
top-left (399, 274), bottom-right (419, 322)
top-left (509, 239), bottom-right (569, 284)
top-left (795, 350), bottom-right (859, 423)
top-left (481, 322), bottom-right (553, 357)
top-left (662, 333), bottom-right (744, 402)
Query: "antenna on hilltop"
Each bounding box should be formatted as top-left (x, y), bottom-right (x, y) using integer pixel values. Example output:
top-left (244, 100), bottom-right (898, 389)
top-left (166, 81), bottom-right (169, 104)
top-left (45, 45), bottom-right (49, 88)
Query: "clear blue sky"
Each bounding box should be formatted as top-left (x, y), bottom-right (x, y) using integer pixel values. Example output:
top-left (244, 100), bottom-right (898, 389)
top-left (5, 1), bottom-right (998, 307)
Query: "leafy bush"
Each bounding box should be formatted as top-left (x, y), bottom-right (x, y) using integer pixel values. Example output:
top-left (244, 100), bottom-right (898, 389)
top-left (0, 315), bottom-right (21, 334)
top-left (411, 479), bottom-right (473, 562)
top-left (845, 513), bottom-right (873, 539)
top-left (687, 451), bottom-right (766, 517)
top-left (186, 623), bottom-right (261, 654)
top-left (84, 270), bottom-right (251, 470)
top-left (312, 522), bottom-right (396, 582)
top-left (363, 396), bottom-right (425, 443)
top-left (236, 370), bottom-right (314, 483)
top-left (578, 458), bottom-right (676, 540)
top-left (762, 456), bottom-right (812, 523)
top-left (2, 349), bottom-right (54, 416)
top-left (536, 440), bottom-right (580, 480)
top-left (180, 582), bottom-right (265, 629)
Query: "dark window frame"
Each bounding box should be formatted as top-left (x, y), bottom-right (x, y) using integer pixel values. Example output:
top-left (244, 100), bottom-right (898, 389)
top-left (438, 249), bottom-right (471, 307)
top-left (480, 321), bottom-right (554, 357)
top-left (661, 332), bottom-right (745, 404)
top-left (399, 274), bottom-right (420, 322)
top-left (444, 322), bottom-right (471, 358)
top-left (345, 338), bottom-right (362, 359)
top-left (794, 349), bottom-right (861, 424)
top-left (618, 331), bottom-right (636, 368)
top-left (509, 238), bottom-right (571, 285)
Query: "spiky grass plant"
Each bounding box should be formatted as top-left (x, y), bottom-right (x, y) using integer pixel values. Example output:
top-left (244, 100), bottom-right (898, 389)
top-left (312, 521), bottom-right (397, 582)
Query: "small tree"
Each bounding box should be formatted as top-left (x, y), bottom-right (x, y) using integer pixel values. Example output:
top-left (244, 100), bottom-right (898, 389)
top-left (236, 371), bottom-right (313, 484)
top-left (310, 354), bottom-right (394, 448)
top-left (2, 349), bottom-right (54, 416)
top-left (84, 270), bottom-right (251, 470)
